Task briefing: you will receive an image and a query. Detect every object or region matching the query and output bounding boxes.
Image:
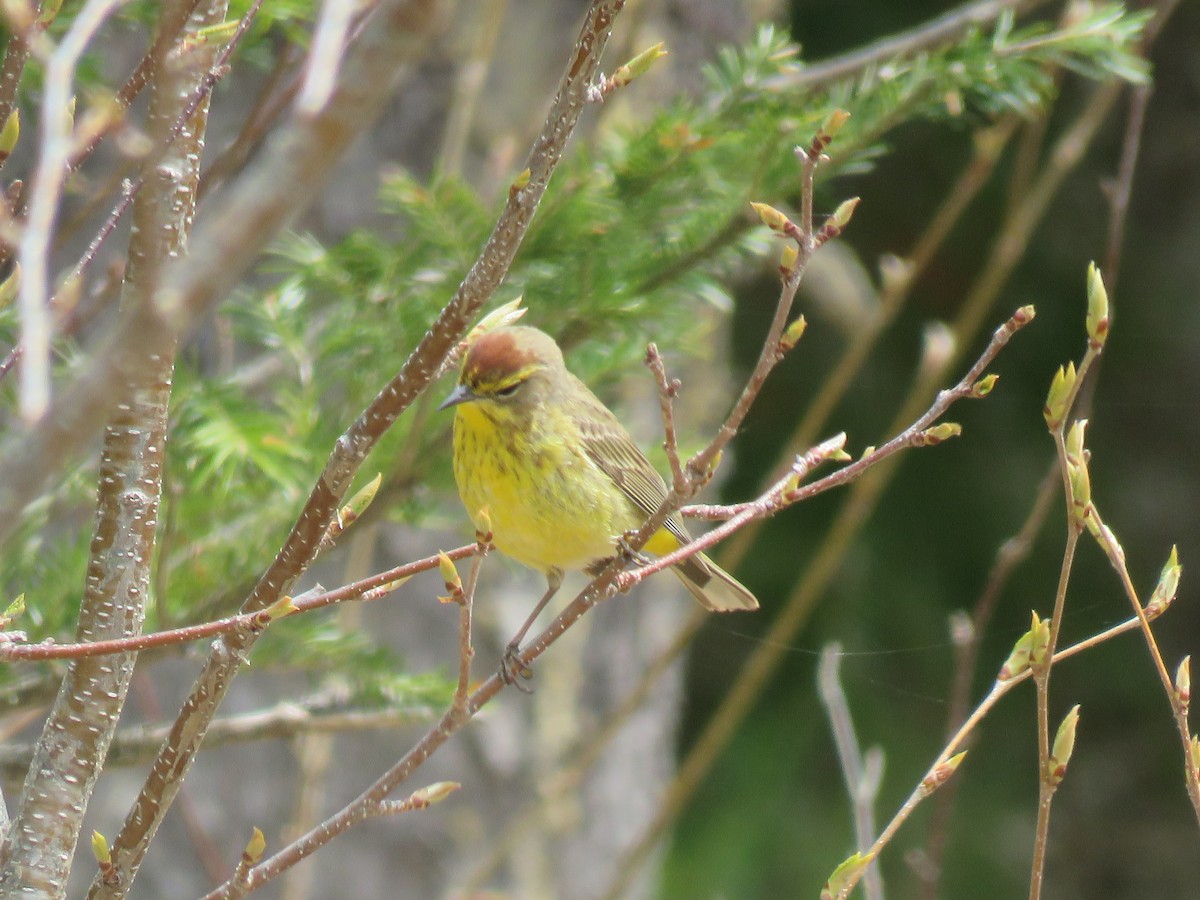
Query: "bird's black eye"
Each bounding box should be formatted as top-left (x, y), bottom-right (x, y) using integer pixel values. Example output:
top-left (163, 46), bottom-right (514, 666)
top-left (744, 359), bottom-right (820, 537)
top-left (495, 382), bottom-right (521, 398)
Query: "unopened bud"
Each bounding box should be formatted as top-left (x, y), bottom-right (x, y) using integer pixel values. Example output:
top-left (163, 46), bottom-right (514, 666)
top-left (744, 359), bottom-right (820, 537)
top-left (242, 827), bottom-right (266, 865)
top-left (91, 830), bottom-right (110, 864)
top-left (338, 473), bottom-right (382, 532)
top-left (1043, 362), bottom-right (1077, 430)
top-left (826, 196), bottom-right (860, 232)
top-left (1028, 611), bottom-right (1051, 673)
top-left (1085, 261), bottom-right (1109, 348)
top-left (264, 595), bottom-right (298, 622)
top-left (920, 750), bottom-right (966, 796)
top-left (779, 315), bottom-right (807, 354)
top-left (749, 201), bottom-right (791, 233)
top-left (437, 550), bottom-right (462, 602)
top-left (820, 850), bottom-right (873, 900)
top-left (971, 374), bottom-right (999, 398)
top-left (0, 109), bottom-right (18, 161)
top-left (0, 593), bottom-right (25, 630)
top-left (1047, 705), bottom-right (1080, 786)
top-left (1147, 546), bottom-right (1181, 619)
top-left (914, 422), bottom-right (962, 446)
top-left (779, 243), bottom-right (798, 277)
top-left (610, 42), bottom-right (667, 88)
top-left (410, 781), bottom-right (461, 807)
top-left (1000, 618), bottom-right (1038, 680)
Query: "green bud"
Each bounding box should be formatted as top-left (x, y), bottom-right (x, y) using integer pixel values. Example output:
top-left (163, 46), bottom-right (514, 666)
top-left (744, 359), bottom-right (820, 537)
top-left (1147, 546), bottom-right (1181, 618)
top-left (827, 196), bottom-right (860, 232)
top-left (915, 422), bottom-right (962, 446)
top-left (779, 315), bottom-right (807, 354)
top-left (1047, 704), bottom-right (1080, 786)
top-left (437, 550), bottom-right (463, 603)
top-left (1000, 622), bottom-right (1036, 681)
top-left (1028, 611), bottom-right (1051, 673)
top-left (242, 827), bottom-right (266, 865)
top-left (0, 592), bottom-right (24, 630)
top-left (972, 374), bottom-right (999, 397)
top-left (91, 830), bottom-right (111, 864)
top-left (0, 109), bottom-right (18, 160)
top-left (820, 850), bottom-right (874, 900)
top-left (1085, 261), bottom-right (1109, 348)
top-left (338, 473), bottom-right (382, 531)
top-left (1043, 362), bottom-right (1077, 430)
top-left (779, 243), bottom-right (798, 277)
top-left (610, 42), bottom-right (667, 88)
top-left (264, 595), bottom-right (298, 621)
top-left (1065, 418), bottom-right (1088, 463)
top-left (920, 750), bottom-right (967, 796)
top-left (749, 201), bottom-right (791, 232)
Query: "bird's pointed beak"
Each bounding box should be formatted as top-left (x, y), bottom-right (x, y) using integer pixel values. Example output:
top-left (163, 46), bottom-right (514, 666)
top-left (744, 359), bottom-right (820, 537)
top-left (438, 382), bottom-right (476, 411)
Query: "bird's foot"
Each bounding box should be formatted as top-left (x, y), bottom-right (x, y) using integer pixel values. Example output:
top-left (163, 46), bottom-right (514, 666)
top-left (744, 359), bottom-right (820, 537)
top-left (615, 532), bottom-right (653, 568)
top-left (500, 641), bottom-right (534, 692)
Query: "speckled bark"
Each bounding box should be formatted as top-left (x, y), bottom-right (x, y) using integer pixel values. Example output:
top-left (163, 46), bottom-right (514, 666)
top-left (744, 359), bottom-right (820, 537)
top-left (0, 2), bottom-right (224, 895)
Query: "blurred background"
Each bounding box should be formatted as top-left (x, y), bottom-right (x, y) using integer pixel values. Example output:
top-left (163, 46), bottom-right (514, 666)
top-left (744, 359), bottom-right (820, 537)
top-left (2, 0), bottom-right (1197, 897)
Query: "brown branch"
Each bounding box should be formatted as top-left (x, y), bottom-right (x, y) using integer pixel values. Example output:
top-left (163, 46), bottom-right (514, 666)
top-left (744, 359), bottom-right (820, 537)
top-left (0, 701), bottom-right (434, 778)
top-left (0, 546), bottom-right (474, 661)
top-left (644, 343), bottom-right (685, 490)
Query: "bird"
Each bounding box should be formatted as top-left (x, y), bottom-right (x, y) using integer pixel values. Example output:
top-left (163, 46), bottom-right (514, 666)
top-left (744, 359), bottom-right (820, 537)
top-left (440, 324), bottom-right (758, 680)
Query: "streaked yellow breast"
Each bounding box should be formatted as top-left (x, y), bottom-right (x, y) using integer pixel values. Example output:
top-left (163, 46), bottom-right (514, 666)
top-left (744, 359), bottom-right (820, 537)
top-left (452, 402), bottom-right (650, 575)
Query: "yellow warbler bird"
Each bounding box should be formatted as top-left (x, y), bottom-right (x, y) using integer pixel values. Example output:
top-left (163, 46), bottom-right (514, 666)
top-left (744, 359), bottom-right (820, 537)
top-left (440, 325), bottom-right (758, 677)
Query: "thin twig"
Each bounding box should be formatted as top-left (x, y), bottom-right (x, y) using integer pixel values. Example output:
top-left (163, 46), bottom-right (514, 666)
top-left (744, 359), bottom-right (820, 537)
top-left (833, 600), bottom-right (1179, 898)
top-left (0, 545), bottom-right (475, 661)
top-left (296, 0), bottom-right (359, 115)
top-left (819, 644), bottom-right (884, 900)
top-left (598, 308), bottom-right (1031, 900)
top-left (920, 458), bottom-right (1058, 897)
top-left (644, 343), bottom-right (685, 489)
top-left (1102, 83), bottom-right (1150, 289)
top-left (767, 0), bottom-right (1053, 91)
top-left (18, 0), bottom-right (127, 422)
top-left (1090, 511), bottom-right (1200, 823)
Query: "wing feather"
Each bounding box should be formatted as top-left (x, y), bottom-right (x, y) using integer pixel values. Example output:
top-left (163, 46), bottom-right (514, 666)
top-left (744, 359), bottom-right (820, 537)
top-left (571, 381), bottom-right (692, 546)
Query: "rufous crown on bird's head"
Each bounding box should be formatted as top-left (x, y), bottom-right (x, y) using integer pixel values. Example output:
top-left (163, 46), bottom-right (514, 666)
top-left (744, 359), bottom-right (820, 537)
top-left (463, 327), bottom-right (563, 384)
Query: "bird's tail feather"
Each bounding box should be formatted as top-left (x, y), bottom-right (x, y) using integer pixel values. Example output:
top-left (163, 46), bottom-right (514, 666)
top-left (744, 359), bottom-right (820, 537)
top-left (672, 551), bottom-right (758, 612)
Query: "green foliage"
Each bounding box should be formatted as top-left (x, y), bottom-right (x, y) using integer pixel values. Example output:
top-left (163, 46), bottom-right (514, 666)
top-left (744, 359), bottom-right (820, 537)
top-left (0, 4), bottom-right (1149, 712)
